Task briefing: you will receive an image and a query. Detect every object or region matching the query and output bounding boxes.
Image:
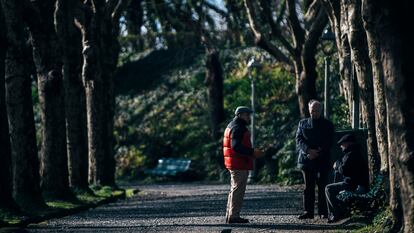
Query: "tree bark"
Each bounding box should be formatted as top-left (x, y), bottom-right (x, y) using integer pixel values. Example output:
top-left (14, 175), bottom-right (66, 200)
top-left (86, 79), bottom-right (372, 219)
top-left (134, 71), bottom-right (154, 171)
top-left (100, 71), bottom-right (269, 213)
top-left (0, 0), bottom-right (45, 209)
top-left (321, 0), bottom-right (354, 122)
top-left (225, 0), bottom-right (243, 46)
top-left (26, 0), bottom-right (72, 199)
top-left (101, 5), bottom-right (122, 186)
top-left (76, 3), bottom-right (108, 186)
top-left (343, 0), bottom-right (380, 178)
top-left (363, 0), bottom-right (414, 231)
top-left (361, 0), bottom-right (400, 230)
top-left (125, 0), bottom-right (144, 50)
top-left (75, 0), bottom-right (126, 186)
top-left (0, 5), bottom-right (18, 210)
top-left (55, 0), bottom-right (89, 192)
top-left (360, 0), bottom-right (388, 174)
top-left (205, 49), bottom-right (225, 140)
top-left (382, 33), bottom-right (414, 233)
top-left (297, 2), bottom-right (328, 118)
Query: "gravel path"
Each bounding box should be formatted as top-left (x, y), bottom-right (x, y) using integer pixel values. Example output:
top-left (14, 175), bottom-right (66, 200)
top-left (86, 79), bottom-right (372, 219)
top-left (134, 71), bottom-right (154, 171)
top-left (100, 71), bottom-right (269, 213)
top-left (26, 184), bottom-right (357, 232)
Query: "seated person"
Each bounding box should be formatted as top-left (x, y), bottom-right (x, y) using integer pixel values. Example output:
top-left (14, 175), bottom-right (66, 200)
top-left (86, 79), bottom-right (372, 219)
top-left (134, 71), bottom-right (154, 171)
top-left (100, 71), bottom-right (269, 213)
top-left (332, 159), bottom-right (344, 183)
top-left (325, 133), bottom-right (369, 223)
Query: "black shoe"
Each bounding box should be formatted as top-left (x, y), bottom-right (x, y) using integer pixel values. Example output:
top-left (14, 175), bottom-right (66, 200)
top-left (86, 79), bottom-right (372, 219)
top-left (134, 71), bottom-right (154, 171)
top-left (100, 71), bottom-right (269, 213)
top-left (319, 214), bottom-right (328, 219)
top-left (298, 212), bottom-right (314, 219)
top-left (227, 217), bottom-right (249, 224)
top-left (327, 214), bottom-right (340, 223)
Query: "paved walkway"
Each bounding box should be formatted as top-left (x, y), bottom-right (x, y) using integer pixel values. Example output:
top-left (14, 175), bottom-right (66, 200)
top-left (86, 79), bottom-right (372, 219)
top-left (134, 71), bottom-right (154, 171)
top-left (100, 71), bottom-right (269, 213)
top-left (27, 184), bottom-right (357, 232)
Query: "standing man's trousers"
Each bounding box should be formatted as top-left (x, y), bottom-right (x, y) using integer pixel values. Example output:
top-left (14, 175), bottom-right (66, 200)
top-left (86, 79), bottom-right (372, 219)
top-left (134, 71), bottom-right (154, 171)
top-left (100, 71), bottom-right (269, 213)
top-left (226, 170), bottom-right (248, 220)
top-left (301, 169), bottom-right (329, 216)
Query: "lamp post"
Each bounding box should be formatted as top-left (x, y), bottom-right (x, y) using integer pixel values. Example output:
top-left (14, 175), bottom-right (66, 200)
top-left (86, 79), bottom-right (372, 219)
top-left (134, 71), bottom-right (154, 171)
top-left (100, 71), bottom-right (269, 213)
top-left (351, 64), bottom-right (360, 129)
top-left (247, 57), bottom-right (262, 183)
top-left (320, 28), bottom-right (335, 120)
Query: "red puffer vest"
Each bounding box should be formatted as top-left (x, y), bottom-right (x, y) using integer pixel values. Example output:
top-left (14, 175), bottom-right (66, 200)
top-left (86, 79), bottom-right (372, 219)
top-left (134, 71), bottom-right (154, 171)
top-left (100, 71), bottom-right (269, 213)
top-left (223, 127), bottom-right (254, 170)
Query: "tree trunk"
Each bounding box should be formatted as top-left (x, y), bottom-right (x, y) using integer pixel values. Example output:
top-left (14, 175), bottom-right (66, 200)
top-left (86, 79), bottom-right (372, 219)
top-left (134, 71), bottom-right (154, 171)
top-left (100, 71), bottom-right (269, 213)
top-left (321, 0), bottom-right (354, 123)
top-left (0, 5), bottom-right (18, 210)
top-left (382, 37), bottom-right (414, 233)
top-left (205, 49), bottom-right (225, 139)
top-left (245, 0), bottom-right (327, 119)
top-left (360, 0), bottom-right (388, 174)
top-left (77, 6), bottom-right (109, 185)
top-left (388, 153), bottom-right (404, 231)
top-left (76, 1), bottom-right (124, 186)
top-left (125, 0), bottom-right (142, 35)
top-left (55, 0), bottom-right (89, 192)
top-left (364, 0), bottom-right (414, 231)
top-left (0, 0), bottom-right (45, 209)
top-left (27, 0), bottom-right (72, 199)
top-left (361, 0), bottom-right (400, 230)
top-left (297, 2), bottom-right (327, 118)
top-left (125, 0), bottom-right (144, 50)
top-left (296, 61), bottom-right (315, 118)
top-left (100, 11), bottom-right (121, 187)
top-left (225, 0), bottom-right (243, 46)
top-left (343, 0), bottom-right (380, 178)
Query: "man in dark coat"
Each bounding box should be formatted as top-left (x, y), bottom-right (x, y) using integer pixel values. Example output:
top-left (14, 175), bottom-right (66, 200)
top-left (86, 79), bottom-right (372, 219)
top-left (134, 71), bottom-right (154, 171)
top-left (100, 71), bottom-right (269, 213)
top-left (325, 133), bottom-right (369, 223)
top-left (296, 100), bottom-right (334, 219)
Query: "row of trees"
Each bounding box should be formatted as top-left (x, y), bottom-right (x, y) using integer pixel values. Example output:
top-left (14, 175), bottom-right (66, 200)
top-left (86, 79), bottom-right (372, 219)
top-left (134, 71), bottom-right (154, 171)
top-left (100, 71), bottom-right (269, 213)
top-left (242, 0), bottom-right (413, 231)
top-left (1, 0), bottom-right (413, 231)
top-left (320, 1), bottom-right (412, 232)
top-left (0, 0), bottom-right (126, 211)
top-left (127, 0), bottom-right (412, 231)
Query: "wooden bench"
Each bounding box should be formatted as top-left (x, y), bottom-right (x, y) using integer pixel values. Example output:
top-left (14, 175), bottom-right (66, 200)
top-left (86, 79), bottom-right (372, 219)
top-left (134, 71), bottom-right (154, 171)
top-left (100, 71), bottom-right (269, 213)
top-left (336, 174), bottom-right (385, 214)
top-left (146, 158), bottom-right (192, 177)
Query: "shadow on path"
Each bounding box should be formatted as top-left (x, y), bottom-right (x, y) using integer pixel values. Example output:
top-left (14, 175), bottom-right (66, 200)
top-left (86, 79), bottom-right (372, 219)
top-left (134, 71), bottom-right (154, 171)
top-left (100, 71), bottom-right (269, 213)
top-left (26, 184), bottom-right (359, 232)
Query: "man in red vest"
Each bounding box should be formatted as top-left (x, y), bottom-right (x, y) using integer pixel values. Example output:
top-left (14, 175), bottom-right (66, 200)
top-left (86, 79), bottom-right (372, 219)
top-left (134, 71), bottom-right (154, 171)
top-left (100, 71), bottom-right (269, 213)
top-left (223, 106), bottom-right (263, 224)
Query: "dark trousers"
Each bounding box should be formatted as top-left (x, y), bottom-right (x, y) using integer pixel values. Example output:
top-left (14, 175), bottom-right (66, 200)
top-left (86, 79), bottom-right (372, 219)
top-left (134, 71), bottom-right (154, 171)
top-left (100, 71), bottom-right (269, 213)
top-left (325, 182), bottom-right (353, 217)
top-left (301, 169), bottom-right (329, 216)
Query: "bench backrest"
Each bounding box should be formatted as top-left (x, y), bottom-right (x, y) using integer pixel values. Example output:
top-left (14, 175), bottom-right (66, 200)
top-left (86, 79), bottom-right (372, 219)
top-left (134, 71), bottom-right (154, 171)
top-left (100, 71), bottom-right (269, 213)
top-left (155, 158), bottom-right (191, 172)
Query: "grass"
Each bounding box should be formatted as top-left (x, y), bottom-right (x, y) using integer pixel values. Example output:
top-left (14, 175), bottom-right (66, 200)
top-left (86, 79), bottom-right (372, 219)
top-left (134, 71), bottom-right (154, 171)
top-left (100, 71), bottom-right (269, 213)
top-left (125, 188), bottom-right (139, 198)
top-left (0, 186), bottom-right (138, 227)
top-left (0, 209), bottom-right (21, 225)
top-left (45, 201), bottom-right (81, 210)
top-left (354, 208), bottom-right (392, 233)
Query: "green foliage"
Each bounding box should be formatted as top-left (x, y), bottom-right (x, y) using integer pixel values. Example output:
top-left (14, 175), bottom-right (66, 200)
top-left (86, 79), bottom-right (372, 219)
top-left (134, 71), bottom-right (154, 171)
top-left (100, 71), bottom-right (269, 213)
top-left (46, 201), bottom-right (80, 210)
top-left (0, 186), bottom-right (135, 226)
top-left (315, 46), bottom-right (350, 129)
top-left (355, 208), bottom-right (393, 233)
top-left (0, 209), bottom-right (20, 225)
top-left (114, 60), bottom-right (213, 180)
top-left (114, 47), bottom-right (304, 183)
top-left (90, 185), bottom-right (125, 198)
top-left (276, 138), bottom-right (303, 185)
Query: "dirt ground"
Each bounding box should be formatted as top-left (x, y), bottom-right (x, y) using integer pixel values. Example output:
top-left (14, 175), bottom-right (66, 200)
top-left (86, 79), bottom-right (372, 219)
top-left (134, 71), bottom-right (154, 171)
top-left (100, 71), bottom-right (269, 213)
top-left (25, 183), bottom-right (360, 232)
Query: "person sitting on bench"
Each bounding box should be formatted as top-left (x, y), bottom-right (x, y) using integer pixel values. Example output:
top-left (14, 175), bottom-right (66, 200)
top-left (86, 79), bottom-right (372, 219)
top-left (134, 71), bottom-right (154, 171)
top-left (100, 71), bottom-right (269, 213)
top-left (325, 133), bottom-right (369, 223)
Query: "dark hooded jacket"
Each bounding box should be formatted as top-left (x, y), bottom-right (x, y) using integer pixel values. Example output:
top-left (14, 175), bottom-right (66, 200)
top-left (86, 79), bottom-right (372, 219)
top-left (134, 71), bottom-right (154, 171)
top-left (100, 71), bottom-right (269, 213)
top-left (338, 144), bottom-right (369, 188)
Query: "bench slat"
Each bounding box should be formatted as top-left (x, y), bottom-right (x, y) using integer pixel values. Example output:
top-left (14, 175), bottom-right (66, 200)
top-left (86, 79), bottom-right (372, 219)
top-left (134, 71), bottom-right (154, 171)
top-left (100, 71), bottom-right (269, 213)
top-left (146, 158), bottom-right (192, 177)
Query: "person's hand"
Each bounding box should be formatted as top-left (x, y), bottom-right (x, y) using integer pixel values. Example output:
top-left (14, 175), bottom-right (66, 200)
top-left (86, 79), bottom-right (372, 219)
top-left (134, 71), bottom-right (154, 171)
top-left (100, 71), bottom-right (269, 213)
top-left (307, 149), bottom-right (320, 160)
top-left (333, 161), bottom-right (340, 170)
top-left (253, 148), bottom-right (264, 159)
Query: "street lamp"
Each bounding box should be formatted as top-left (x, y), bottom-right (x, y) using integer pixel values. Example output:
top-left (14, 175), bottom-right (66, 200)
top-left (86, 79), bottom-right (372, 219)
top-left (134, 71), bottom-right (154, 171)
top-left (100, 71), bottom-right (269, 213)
top-left (320, 28), bottom-right (335, 120)
top-left (247, 57), bottom-right (262, 183)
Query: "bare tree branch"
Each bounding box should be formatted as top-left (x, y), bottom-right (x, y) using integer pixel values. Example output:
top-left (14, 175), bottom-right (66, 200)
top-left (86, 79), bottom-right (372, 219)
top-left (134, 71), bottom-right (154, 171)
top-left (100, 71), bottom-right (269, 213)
top-left (244, 0), bottom-right (291, 64)
top-left (258, 0), bottom-right (295, 55)
top-left (275, 0), bottom-right (287, 26)
top-left (286, 0), bottom-right (305, 48)
top-left (303, 3), bottom-right (328, 56)
top-left (203, 0), bottom-right (228, 17)
top-left (304, 0), bottom-right (319, 29)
